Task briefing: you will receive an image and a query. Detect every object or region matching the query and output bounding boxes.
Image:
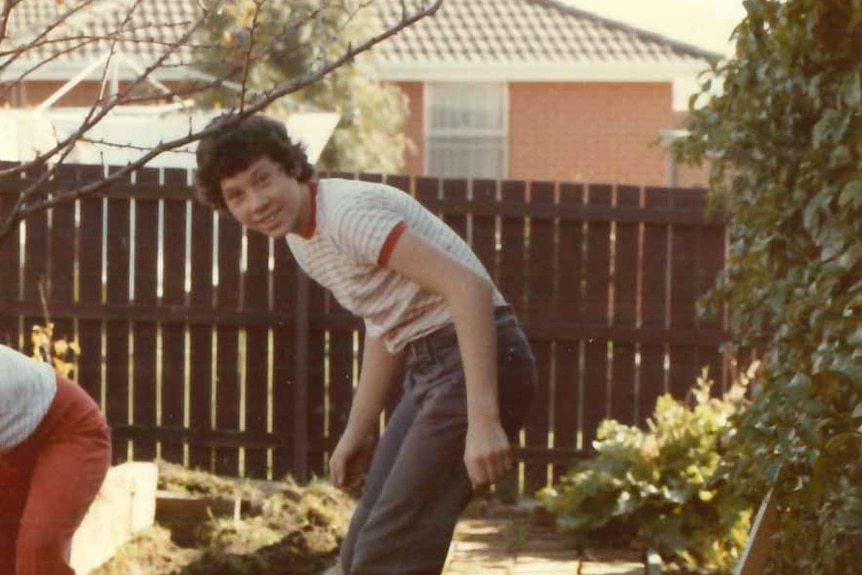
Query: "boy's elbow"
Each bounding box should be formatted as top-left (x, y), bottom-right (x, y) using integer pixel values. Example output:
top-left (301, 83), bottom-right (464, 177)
top-left (448, 271), bottom-right (493, 303)
top-left (475, 274), bottom-right (494, 297)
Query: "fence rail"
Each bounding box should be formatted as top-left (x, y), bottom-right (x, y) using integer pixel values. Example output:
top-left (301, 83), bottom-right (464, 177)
top-left (0, 163), bottom-right (729, 494)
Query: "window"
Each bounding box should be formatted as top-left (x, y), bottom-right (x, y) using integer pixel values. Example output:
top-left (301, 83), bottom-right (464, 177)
top-left (425, 83), bottom-right (507, 179)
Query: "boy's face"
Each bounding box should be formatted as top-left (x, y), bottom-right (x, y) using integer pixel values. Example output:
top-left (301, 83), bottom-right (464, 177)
top-left (219, 156), bottom-right (310, 238)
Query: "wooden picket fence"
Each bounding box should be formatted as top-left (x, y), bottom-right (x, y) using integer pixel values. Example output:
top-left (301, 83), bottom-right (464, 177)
top-left (0, 163), bottom-right (729, 495)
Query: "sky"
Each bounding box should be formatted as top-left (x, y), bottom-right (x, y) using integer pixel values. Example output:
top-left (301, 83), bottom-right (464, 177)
top-left (562, 0), bottom-right (748, 56)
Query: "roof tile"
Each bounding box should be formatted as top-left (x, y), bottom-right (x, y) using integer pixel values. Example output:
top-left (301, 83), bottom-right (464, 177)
top-left (375, 0), bottom-right (719, 65)
top-left (3, 0), bottom-right (719, 74)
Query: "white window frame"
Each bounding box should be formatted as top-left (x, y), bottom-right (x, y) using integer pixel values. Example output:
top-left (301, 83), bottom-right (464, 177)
top-left (423, 82), bottom-right (509, 180)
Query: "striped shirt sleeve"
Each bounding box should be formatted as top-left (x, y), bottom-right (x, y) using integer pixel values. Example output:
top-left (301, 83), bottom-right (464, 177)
top-left (0, 344), bottom-right (57, 450)
top-left (330, 190), bottom-right (405, 265)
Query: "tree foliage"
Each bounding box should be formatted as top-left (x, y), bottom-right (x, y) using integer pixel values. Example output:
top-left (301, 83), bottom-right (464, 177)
top-left (192, 0), bottom-right (411, 174)
top-left (674, 1), bottom-right (862, 571)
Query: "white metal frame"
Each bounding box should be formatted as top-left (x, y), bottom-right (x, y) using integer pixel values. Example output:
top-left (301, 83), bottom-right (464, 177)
top-left (422, 81), bottom-right (510, 180)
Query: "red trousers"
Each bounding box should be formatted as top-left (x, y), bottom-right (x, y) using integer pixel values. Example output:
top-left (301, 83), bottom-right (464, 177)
top-left (0, 376), bottom-right (111, 575)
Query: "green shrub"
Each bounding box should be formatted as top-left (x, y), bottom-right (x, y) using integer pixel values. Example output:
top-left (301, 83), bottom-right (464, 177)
top-left (538, 369), bottom-right (755, 573)
top-left (673, 1), bottom-right (862, 571)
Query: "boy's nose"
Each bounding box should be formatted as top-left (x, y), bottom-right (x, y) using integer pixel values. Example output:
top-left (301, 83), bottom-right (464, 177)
top-left (249, 193), bottom-right (268, 214)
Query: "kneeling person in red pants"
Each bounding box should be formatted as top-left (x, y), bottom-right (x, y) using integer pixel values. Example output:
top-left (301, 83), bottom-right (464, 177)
top-left (0, 344), bottom-right (111, 575)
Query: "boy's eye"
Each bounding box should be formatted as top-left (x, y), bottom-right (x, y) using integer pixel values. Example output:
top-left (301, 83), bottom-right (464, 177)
top-left (252, 170), bottom-right (270, 185)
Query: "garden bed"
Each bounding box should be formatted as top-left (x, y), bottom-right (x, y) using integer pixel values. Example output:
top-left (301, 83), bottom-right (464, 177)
top-left (90, 462), bottom-right (354, 575)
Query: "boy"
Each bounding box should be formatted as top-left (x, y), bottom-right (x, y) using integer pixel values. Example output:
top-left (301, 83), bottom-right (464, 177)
top-left (0, 343), bottom-right (111, 575)
top-left (194, 113), bottom-right (536, 575)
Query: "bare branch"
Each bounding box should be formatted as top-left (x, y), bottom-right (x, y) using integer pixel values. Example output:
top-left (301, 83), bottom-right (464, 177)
top-left (0, 21), bottom-right (197, 59)
top-left (0, 0), bottom-right (223, 240)
top-left (238, 0), bottom-right (266, 112)
top-left (0, 0), bottom-right (102, 75)
top-left (0, 0), bottom-right (220, 181)
top-left (0, 32), bottom-right (120, 241)
top-left (0, 0), bottom-right (19, 45)
top-left (240, 0), bottom-right (443, 113)
top-left (0, 0), bottom-right (445, 243)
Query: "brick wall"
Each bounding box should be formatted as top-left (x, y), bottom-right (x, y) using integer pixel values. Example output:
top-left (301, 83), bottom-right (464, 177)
top-left (396, 80), bottom-right (711, 188)
top-left (10, 81), bottom-right (188, 108)
top-left (13, 81), bottom-right (112, 107)
top-left (509, 82), bottom-right (676, 186)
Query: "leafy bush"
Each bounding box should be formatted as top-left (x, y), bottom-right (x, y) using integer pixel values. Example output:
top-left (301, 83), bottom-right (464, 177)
top-left (30, 322), bottom-right (80, 380)
top-left (27, 280), bottom-right (81, 380)
top-left (538, 369), bottom-right (756, 573)
top-left (673, 1), bottom-right (862, 572)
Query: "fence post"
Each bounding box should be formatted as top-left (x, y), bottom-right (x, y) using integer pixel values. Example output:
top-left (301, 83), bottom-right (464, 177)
top-left (293, 272), bottom-right (310, 483)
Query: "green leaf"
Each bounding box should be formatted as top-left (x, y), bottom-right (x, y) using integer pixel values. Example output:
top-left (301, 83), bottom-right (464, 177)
top-left (841, 72), bottom-right (862, 108)
top-left (834, 364), bottom-right (862, 388)
top-left (824, 432), bottom-right (861, 456)
top-left (766, 461), bottom-right (782, 485)
top-left (839, 179), bottom-right (862, 208)
top-left (813, 110), bottom-right (850, 148)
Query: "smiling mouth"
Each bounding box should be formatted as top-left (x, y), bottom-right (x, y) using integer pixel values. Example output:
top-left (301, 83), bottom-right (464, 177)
top-left (257, 210), bottom-right (281, 229)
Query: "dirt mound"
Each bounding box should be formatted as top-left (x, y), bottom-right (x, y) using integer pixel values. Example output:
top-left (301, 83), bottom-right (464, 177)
top-left (90, 462), bottom-right (354, 575)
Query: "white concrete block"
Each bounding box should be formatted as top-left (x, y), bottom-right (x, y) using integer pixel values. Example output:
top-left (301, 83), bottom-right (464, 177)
top-left (70, 461), bottom-right (158, 574)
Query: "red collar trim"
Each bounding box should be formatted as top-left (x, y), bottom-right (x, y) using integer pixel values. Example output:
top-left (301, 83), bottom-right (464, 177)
top-left (299, 180), bottom-right (318, 239)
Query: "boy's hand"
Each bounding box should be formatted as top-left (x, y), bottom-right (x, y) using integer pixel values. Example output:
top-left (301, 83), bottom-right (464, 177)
top-left (330, 431), bottom-right (375, 490)
top-left (464, 419), bottom-right (515, 488)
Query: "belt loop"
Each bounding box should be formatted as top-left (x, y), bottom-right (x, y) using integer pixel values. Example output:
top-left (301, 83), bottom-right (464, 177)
top-left (408, 337), bottom-right (427, 362)
top-left (421, 336), bottom-right (434, 363)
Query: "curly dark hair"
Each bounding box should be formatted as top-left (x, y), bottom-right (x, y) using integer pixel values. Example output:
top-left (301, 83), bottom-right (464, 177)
top-left (194, 113), bottom-right (315, 211)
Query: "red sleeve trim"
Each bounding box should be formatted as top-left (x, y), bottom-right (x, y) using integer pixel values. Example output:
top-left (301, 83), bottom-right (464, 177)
top-left (299, 181), bottom-right (318, 239)
top-left (378, 221), bottom-right (408, 266)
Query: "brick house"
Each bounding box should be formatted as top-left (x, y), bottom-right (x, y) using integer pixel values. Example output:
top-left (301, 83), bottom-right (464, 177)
top-left (374, 0), bottom-right (720, 186)
top-left (2, 0), bottom-right (718, 185)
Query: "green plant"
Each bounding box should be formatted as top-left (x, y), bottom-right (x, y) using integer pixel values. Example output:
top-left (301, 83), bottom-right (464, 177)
top-left (193, 0), bottom-right (411, 174)
top-left (29, 280), bottom-right (80, 380)
top-left (538, 369), bottom-right (755, 573)
top-left (673, 1), bottom-right (862, 572)
top-left (30, 322), bottom-right (80, 380)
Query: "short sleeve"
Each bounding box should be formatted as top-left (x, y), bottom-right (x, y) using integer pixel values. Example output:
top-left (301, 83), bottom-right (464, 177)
top-left (329, 185), bottom-right (405, 264)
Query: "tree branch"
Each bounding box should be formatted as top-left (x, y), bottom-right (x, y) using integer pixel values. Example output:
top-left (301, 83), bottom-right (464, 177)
top-left (0, 0), bottom-right (219, 182)
top-left (0, 0), bottom-right (102, 75)
top-left (0, 0), bottom-right (444, 244)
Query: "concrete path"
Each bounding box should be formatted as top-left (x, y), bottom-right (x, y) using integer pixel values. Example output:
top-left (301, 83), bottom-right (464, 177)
top-left (442, 503), bottom-right (645, 575)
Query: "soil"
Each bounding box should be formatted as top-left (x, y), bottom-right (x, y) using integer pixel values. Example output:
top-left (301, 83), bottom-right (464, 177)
top-left (90, 462), bottom-right (355, 575)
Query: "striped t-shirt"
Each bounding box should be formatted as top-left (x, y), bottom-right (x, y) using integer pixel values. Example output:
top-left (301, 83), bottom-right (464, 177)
top-left (286, 178), bottom-right (506, 354)
top-left (0, 344), bottom-right (57, 452)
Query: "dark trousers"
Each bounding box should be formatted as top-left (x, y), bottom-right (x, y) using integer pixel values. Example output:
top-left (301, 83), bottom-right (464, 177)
top-left (340, 307), bottom-right (536, 575)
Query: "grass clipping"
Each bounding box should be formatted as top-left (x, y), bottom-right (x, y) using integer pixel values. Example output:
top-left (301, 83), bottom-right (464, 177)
top-left (91, 462), bottom-right (354, 575)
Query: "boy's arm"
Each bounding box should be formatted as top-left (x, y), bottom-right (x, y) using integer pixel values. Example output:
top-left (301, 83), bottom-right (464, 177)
top-left (330, 332), bottom-right (403, 488)
top-left (345, 333), bottom-right (403, 440)
top-left (386, 229), bottom-right (513, 488)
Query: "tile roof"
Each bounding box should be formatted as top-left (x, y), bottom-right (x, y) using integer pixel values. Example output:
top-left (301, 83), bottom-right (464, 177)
top-left (374, 0), bottom-right (720, 67)
top-left (1, 0), bottom-right (720, 81)
top-left (4, 0), bottom-right (198, 76)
